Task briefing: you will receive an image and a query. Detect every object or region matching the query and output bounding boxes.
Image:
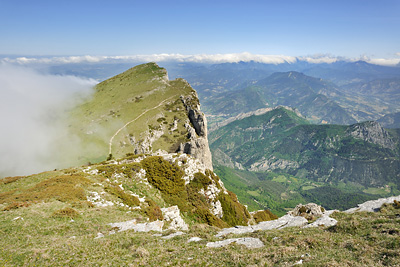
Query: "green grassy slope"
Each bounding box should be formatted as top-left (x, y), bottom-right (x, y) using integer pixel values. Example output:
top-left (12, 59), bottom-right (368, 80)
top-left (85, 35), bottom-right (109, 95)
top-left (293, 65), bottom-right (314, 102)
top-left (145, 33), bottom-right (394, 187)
top-left (210, 107), bottom-right (400, 212)
top-left (210, 107), bottom-right (400, 188)
top-left (2, 164), bottom-right (400, 266)
top-left (214, 165), bottom-right (382, 216)
top-left (68, 62), bottom-right (197, 164)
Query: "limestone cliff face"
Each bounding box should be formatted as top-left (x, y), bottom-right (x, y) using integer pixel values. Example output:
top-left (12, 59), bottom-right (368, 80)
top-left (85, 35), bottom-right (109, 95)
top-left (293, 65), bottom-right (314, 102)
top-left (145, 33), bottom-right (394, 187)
top-left (347, 121), bottom-right (396, 149)
top-left (179, 91), bottom-right (213, 171)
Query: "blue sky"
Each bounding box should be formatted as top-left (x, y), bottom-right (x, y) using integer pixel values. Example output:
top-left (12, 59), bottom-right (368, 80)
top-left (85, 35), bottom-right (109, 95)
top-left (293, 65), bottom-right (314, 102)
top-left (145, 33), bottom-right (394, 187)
top-left (1, 0), bottom-right (399, 61)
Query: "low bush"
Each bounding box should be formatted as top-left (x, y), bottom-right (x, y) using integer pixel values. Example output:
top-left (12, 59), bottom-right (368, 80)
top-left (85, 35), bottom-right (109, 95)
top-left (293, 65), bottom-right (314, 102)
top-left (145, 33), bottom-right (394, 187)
top-left (143, 198), bottom-right (163, 221)
top-left (0, 174), bottom-right (91, 204)
top-left (97, 162), bottom-right (142, 179)
top-left (253, 209), bottom-right (278, 223)
top-left (141, 156), bottom-right (185, 195)
top-left (189, 172), bottom-right (212, 190)
top-left (218, 191), bottom-right (251, 226)
top-left (104, 185), bottom-right (140, 207)
top-left (2, 202), bottom-right (31, 211)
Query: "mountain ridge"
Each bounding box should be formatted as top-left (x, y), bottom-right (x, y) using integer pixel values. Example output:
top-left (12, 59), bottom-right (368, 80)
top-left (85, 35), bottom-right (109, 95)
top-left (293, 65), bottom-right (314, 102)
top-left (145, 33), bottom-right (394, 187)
top-left (210, 107), bottom-right (400, 188)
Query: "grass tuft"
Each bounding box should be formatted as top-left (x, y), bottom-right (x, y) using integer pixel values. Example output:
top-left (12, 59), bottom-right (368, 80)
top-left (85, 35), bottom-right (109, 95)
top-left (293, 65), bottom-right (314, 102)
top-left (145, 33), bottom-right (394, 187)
top-left (51, 207), bottom-right (80, 218)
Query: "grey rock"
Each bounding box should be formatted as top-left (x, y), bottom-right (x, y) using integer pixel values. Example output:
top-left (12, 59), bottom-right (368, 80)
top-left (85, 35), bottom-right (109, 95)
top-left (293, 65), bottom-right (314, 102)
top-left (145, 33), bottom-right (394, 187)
top-left (303, 216), bottom-right (338, 228)
top-left (187, 237), bottom-right (202, 243)
top-left (345, 195), bottom-right (400, 213)
top-left (161, 231), bottom-right (185, 240)
top-left (206, 237), bottom-right (264, 249)
top-left (288, 203), bottom-right (325, 217)
top-left (216, 214), bottom-right (308, 237)
top-left (161, 206), bottom-right (188, 231)
top-left (108, 219), bottom-right (163, 233)
top-left (94, 232), bottom-right (104, 239)
top-left (347, 121), bottom-right (396, 149)
top-left (179, 93), bottom-right (213, 171)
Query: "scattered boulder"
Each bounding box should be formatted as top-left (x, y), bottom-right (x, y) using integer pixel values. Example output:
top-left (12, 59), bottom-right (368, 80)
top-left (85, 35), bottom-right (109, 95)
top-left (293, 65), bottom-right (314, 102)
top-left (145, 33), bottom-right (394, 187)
top-left (303, 216), bottom-right (338, 228)
top-left (94, 232), bottom-right (104, 239)
top-left (206, 237), bottom-right (264, 249)
top-left (161, 231), bottom-right (185, 240)
top-left (216, 214), bottom-right (308, 237)
top-left (108, 219), bottom-right (163, 233)
top-left (288, 203), bottom-right (325, 220)
top-left (187, 237), bottom-right (202, 243)
top-left (161, 206), bottom-right (189, 231)
top-left (345, 195), bottom-right (400, 213)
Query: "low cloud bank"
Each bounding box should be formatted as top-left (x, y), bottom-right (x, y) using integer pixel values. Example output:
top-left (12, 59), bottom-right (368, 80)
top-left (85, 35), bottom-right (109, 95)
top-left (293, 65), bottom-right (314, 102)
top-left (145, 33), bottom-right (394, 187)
top-left (0, 64), bottom-right (97, 177)
top-left (2, 52), bottom-right (400, 66)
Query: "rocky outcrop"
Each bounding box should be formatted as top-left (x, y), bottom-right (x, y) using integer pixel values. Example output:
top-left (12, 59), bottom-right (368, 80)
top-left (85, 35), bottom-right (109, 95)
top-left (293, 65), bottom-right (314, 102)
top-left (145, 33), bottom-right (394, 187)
top-left (304, 215), bottom-right (337, 228)
top-left (249, 156), bottom-right (300, 172)
top-left (288, 203), bottom-right (325, 218)
top-left (161, 206), bottom-right (189, 231)
top-left (344, 195), bottom-right (400, 213)
top-left (108, 219), bottom-right (164, 233)
top-left (179, 92), bottom-right (213, 170)
top-left (347, 121), bottom-right (396, 149)
top-left (216, 214), bottom-right (308, 237)
top-left (206, 237), bottom-right (264, 249)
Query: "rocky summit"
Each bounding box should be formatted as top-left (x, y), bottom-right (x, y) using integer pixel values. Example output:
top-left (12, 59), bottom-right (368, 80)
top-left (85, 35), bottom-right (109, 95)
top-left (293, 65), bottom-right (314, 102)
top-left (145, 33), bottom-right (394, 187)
top-left (0, 63), bottom-right (262, 235)
top-left (69, 62), bottom-right (213, 170)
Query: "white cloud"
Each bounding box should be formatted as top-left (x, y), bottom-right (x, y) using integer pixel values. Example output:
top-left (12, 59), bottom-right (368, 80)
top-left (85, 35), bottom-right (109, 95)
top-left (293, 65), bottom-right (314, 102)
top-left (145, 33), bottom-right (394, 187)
top-left (364, 58), bottom-right (400, 66)
top-left (2, 52), bottom-right (400, 66)
top-left (0, 64), bottom-right (97, 177)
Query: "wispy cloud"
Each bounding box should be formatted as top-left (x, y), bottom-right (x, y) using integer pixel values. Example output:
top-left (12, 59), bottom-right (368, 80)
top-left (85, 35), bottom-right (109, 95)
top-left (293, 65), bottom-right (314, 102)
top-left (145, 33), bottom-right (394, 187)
top-left (0, 63), bottom-right (97, 177)
top-left (2, 52), bottom-right (400, 66)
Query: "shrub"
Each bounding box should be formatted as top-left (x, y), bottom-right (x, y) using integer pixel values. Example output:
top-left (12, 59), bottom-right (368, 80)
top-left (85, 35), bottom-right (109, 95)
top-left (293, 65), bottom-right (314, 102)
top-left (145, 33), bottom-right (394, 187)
top-left (394, 200), bottom-right (400, 209)
top-left (3, 202), bottom-right (31, 211)
top-left (143, 199), bottom-right (163, 221)
top-left (189, 172), bottom-right (212, 190)
top-left (195, 208), bottom-right (228, 228)
top-left (97, 163), bottom-right (142, 179)
top-left (253, 210), bottom-right (278, 223)
top-left (218, 191), bottom-right (251, 226)
top-left (141, 156), bottom-right (185, 195)
top-left (104, 185), bottom-right (140, 207)
top-left (205, 170), bottom-right (222, 189)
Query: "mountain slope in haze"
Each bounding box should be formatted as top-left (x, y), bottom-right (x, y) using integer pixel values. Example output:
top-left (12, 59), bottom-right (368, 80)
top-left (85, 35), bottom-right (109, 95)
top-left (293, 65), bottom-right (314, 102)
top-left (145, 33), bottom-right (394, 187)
top-left (339, 78), bottom-right (400, 120)
top-left (1, 62), bottom-right (259, 232)
top-left (68, 62), bottom-right (212, 169)
top-left (378, 112), bottom-right (400, 128)
top-left (210, 107), bottom-right (400, 188)
top-left (204, 71), bottom-right (356, 126)
top-left (303, 60), bottom-right (400, 86)
top-left (45, 60), bottom-right (400, 125)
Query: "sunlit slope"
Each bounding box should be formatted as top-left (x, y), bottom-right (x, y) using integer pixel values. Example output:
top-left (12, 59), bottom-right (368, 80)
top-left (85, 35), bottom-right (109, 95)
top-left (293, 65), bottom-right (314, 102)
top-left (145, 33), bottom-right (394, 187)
top-left (69, 62), bottom-right (197, 163)
top-left (210, 107), bottom-right (400, 187)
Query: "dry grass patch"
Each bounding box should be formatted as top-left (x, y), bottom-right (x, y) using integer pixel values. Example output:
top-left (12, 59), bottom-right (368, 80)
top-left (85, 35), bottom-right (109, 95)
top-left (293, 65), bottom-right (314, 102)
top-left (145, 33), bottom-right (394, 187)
top-left (1, 174), bottom-right (91, 207)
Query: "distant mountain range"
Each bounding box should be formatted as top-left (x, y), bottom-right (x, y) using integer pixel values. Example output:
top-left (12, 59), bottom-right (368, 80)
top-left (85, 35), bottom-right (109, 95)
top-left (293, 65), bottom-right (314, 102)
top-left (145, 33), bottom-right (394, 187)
top-left (203, 71), bottom-right (357, 125)
top-left (44, 59), bottom-right (400, 126)
top-left (165, 60), bottom-right (400, 126)
top-left (378, 112), bottom-right (400, 128)
top-left (210, 107), bottom-right (400, 187)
